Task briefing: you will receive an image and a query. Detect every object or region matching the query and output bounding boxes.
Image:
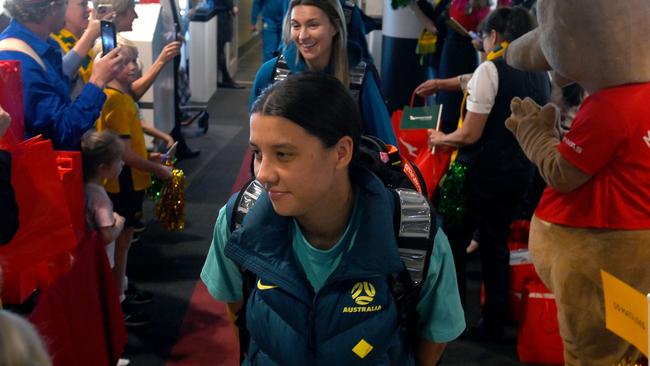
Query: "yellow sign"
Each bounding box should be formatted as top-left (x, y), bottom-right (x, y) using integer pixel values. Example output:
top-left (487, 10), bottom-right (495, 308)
top-left (601, 270), bottom-right (648, 357)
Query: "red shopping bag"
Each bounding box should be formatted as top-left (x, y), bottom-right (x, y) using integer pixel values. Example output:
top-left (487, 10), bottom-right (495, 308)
top-left (509, 253), bottom-right (538, 323)
top-left (391, 92), bottom-right (441, 160)
top-left (56, 151), bottom-right (85, 242)
top-left (508, 220), bottom-right (531, 247)
top-left (0, 136), bottom-right (78, 304)
top-left (413, 147), bottom-right (452, 200)
top-left (0, 61), bottom-right (25, 149)
top-left (517, 280), bottom-right (564, 365)
top-left (508, 220), bottom-right (538, 322)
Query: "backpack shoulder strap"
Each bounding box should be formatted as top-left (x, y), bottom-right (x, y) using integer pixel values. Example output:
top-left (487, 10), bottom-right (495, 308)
top-left (390, 187), bottom-right (434, 350)
top-left (342, 0), bottom-right (355, 28)
top-left (228, 179), bottom-right (265, 232)
top-left (348, 60), bottom-right (367, 106)
top-left (392, 188), bottom-right (434, 285)
top-left (236, 269), bottom-right (256, 364)
top-left (272, 53), bottom-right (291, 83)
top-left (390, 188), bottom-right (435, 347)
top-left (226, 179), bottom-right (264, 364)
top-left (0, 38), bottom-right (46, 70)
top-left (349, 60), bottom-right (367, 91)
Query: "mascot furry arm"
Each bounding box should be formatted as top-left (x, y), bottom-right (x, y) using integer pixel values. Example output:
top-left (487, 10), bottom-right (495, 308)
top-left (505, 97), bottom-right (590, 193)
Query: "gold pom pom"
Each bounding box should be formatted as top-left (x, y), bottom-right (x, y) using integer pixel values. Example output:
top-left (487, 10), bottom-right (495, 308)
top-left (155, 168), bottom-right (186, 231)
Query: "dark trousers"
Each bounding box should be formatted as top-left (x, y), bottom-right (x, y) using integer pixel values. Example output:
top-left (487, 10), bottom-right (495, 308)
top-left (443, 178), bottom-right (527, 331)
top-left (218, 39), bottom-right (234, 83)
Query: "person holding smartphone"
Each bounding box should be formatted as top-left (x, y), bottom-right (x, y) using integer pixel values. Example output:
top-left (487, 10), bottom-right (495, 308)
top-left (0, 0), bottom-right (124, 151)
top-left (51, 0), bottom-right (106, 97)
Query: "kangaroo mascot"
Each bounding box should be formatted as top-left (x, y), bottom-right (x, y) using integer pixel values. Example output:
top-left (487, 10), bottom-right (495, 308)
top-left (503, 1), bottom-right (650, 365)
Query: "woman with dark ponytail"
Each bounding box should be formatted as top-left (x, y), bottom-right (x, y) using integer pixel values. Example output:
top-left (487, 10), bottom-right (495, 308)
top-left (201, 72), bottom-right (465, 365)
top-left (417, 6), bottom-right (551, 341)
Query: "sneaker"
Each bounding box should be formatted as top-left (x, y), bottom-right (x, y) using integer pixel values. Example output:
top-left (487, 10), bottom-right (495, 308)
top-left (124, 283), bottom-right (153, 305)
top-left (123, 309), bottom-right (151, 327)
top-left (117, 358), bottom-right (130, 366)
top-left (133, 220), bottom-right (146, 233)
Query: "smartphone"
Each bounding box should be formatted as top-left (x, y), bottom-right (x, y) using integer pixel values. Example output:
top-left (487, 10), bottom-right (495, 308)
top-left (164, 141), bottom-right (178, 160)
top-left (100, 20), bottom-right (117, 56)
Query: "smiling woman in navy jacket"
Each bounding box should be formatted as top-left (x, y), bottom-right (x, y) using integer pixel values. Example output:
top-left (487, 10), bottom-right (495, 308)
top-left (249, 0), bottom-right (396, 146)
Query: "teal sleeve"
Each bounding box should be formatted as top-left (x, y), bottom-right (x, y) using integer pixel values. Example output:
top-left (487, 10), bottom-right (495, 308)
top-left (416, 227), bottom-right (466, 343)
top-left (200, 205), bottom-right (244, 302)
top-left (360, 70), bottom-right (398, 146)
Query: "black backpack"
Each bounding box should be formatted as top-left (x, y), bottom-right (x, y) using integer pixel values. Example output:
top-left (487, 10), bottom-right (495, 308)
top-left (229, 136), bottom-right (435, 363)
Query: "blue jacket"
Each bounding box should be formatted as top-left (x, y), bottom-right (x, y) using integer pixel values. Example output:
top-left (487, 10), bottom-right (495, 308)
top-left (0, 20), bottom-right (106, 151)
top-left (249, 43), bottom-right (397, 146)
top-left (224, 169), bottom-right (414, 365)
top-left (251, 0), bottom-right (286, 30)
top-left (341, 0), bottom-right (370, 60)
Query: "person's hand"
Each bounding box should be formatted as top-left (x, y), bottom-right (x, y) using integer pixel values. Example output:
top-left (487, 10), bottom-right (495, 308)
top-left (232, 5), bottom-right (239, 15)
top-left (163, 135), bottom-right (175, 149)
top-left (250, 24), bottom-right (258, 33)
top-left (425, 23), bottom-right (438, 35)
top-left (505, 97), bottom-right (545, 136)
top-left (471, 38), bottom-right (484, 52)
top-left (427, 129), bottom-right (446, 148)
top-left (114, 212), bottom-right (126, 230)
top-left (505, 97), bottom-right (560, 161)
top-left (156, 41), bottom-right (181, 65)
top-left (84, 17), bottom-right (101, 41)
top-left (149, 152), bottom-right (162, 162)
top-left (415, 79), bottom-right (439, 97)
top-left (89, 46), bottom-right (124, 88)
top-left (0, 106), bottom-right (11, 138)
top-left (154, 164), bottom-right (173, 180)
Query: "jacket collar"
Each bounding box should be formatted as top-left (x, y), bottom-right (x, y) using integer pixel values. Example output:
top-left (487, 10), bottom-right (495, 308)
top-left (226, 168), bottom-right (404, 300)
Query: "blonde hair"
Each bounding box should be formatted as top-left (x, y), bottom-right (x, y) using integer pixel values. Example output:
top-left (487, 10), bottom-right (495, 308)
top-left (116, 34), bottom-right (138, 58)
top-left (0, 310), bottom-right (52, 366)
top-left (282, 0), bottom-right (349, 86)
top-left (93, 34), bottom-right (139, 59)
top-left (93, 0), bottom-right (134, 15)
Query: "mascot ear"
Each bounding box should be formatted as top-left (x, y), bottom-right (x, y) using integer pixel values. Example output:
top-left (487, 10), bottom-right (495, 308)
top-left (505, 28), bottom-right (550, 71)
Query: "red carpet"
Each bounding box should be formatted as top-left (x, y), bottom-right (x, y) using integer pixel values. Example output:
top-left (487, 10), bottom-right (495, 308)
top-left (166, 150), bottom-right (252, 366)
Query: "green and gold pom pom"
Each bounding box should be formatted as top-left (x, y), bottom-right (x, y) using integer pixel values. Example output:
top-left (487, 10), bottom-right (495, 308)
top-left (437, 160), bottom-right (468, 228)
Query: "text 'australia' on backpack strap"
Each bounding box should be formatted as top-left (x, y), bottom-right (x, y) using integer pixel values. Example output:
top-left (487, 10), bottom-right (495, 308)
top-left (272, 53), bottom-right (367, 107)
